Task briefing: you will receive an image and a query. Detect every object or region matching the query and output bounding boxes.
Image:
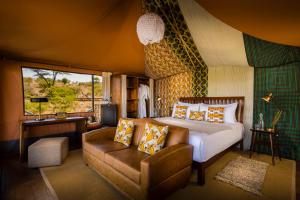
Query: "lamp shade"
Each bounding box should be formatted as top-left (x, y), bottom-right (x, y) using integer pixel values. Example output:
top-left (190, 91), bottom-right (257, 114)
top-left (136, 13), bottom-right (165, 45)
top-left (30, 97), bottom-right (48, 103)
top-left (262, 93), bottom-right (273, 103)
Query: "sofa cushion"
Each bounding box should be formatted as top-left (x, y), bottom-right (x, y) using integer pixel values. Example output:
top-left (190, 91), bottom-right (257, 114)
top-left (114, 118), bottom-right (134, 146)
top-left (138, 123), bottom-right (169, 155)
top-left (84, 140), bottom-right (128, 161)
top-left (129, 118), bottom-right (189, 148)
top-left (104, 146), bottom-right (149, 184)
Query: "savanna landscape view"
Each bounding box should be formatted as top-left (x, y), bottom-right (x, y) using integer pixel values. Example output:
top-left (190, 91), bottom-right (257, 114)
top-left (22, 68), bottom-right (102, 115)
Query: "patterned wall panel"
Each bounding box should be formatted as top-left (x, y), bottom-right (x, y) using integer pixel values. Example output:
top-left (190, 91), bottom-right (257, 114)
top-left (244, 34), bottom-right (300, 159)
top-left (244, 34), bottom-right (300, 67)
top-left (155, 71), bottom-right (193, 117)
top-left (254, 64), bottom-right (300, 159)
top-left (145, 39), bottom-right (188, 79)
top-left (144, 0), bottom-right (208, 97)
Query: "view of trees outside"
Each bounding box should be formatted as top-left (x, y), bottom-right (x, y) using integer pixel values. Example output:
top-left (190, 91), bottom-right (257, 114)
top-left (22, 67), bottom-right (103, 115)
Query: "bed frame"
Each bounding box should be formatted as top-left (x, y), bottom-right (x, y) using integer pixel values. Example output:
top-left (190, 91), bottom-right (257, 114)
top-left (178, 96), bottom-right (245, 185)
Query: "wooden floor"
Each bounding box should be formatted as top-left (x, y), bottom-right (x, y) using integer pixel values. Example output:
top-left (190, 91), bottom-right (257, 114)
top-left (0, 156), bottom-right (299, 200)
top-left (0, 156), bottom-right (55, 200)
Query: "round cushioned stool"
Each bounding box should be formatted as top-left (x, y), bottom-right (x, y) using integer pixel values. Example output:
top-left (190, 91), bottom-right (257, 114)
top-left (28, 137), bottom-right (69, 168)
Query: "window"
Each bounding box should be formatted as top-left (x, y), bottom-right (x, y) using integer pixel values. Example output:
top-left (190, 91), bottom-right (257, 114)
top-left (22, 67), bottom-right (103, 115)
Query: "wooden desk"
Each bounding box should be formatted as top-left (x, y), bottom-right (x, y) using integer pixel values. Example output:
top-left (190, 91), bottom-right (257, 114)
top-left (19, 117), bottom-right (87, 161)
top-left (249, 128), bottom-right (282, 165)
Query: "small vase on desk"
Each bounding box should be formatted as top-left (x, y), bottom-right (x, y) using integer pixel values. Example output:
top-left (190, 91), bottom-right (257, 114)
top-left (259, 113), bottom-right (264, 130)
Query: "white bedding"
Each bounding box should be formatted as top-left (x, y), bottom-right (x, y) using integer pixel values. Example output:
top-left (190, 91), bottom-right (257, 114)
top-left (155, 117), bottom-right (244, 162)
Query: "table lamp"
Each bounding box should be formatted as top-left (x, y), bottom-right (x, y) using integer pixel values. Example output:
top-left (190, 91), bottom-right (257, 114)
top-left (156, 97), bottom-right (162, 117)
top-left (30, 97), bottom-right (48, 120)
top-left (262, 93), bottom-right (283, 132)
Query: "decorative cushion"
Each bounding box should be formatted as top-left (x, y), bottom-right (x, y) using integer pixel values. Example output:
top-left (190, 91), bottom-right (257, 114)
top-left (189, 111), bottom-right (206, 121)
top-left (186, 103), bottom-right (201, 119)
top-left (138, 123), bottom-right (169, 155)
top-left (114, 119), bottom-right (134, 146)
top-left (200, 103), bottom-right (238, 123)
top-left (173, 105), bottom-right (188, 119)
top-left (207, 107), bottom-right (225, 123)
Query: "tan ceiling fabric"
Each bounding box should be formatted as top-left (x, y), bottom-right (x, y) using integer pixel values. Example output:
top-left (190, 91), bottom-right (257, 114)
top-left (145, 40), bottom-right (188, 79)
top-left (0, 0), bottom-right (145, 74)
top-left (178, 0), bottom-right (249, 67)
top-left (196, 0), bottom-right (300, 47)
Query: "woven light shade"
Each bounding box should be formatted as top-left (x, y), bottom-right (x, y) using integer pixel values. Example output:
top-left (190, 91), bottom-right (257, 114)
top-left (136, 13), bottom-right (165, 45)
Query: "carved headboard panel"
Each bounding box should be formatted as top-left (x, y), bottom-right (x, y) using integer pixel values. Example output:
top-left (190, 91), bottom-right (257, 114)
top-left (179, 97), bottom-right (245, 123)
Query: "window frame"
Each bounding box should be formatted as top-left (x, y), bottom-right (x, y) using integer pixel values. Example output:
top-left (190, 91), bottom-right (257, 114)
top-left (21, 66), bottom-right (102, 116)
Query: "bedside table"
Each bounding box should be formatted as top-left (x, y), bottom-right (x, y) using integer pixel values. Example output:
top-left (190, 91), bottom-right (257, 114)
top-left (249, 128), bottom-right (282, 165)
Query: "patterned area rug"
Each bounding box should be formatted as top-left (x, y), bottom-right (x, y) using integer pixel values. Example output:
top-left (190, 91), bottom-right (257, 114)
top-left (215, 156), bottom-right (269, 195)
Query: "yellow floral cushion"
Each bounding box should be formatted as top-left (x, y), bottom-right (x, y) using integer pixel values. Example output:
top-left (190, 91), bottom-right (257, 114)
top-left (173, 105), bottom-right (188, 119)
top-left (114, 119), bottom-right (134, 146)
top-left (138, 123), bottom-right (169, 155)
top-left (207, 107), bottom-right (224, 123)
top-left (189, 111), bottom-right (206, 121)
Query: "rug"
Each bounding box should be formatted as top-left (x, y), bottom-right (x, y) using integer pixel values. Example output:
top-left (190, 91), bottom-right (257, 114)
top-left (215, 156), bottom-right (269, 195)
top-left (41, 150), bottom-right (296, 200)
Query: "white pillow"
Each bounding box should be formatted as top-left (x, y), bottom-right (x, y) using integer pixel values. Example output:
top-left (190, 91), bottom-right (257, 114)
top-left (179, 102), bottom-right (202, 118)
top-left (178, 101), bottom-right (192, 106)
top-left (200, 103), bottom-right (238, 123)
top-left (186, 104), bottom-right (201, 119)
top-left (171, 103), bottom-right (178, 117)
top-left (172, 102), bottom-right (201, 119)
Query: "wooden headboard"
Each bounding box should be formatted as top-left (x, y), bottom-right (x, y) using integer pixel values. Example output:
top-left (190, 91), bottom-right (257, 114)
top-left (179, 96), bottom-right (245, 123)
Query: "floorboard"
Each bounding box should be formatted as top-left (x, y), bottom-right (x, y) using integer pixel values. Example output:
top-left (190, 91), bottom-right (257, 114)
top-left (0, 156), bottom-right (55, 200)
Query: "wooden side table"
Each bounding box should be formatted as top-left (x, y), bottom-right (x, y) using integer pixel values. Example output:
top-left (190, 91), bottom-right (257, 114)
top-left (249, 128), bottom-right (282, 165)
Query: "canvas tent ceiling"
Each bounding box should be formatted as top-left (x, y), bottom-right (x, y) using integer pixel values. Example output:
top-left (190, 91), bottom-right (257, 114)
top-left (196, 0), bottom-right (300, 47)
top-left (0, 0), bottom-right (299, 73)
top-left (0, 0), bottom-right (145, 73)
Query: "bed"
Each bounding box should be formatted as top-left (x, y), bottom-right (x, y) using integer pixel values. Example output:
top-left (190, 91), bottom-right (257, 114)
top-left (155, 96), bottom-right (245, 185)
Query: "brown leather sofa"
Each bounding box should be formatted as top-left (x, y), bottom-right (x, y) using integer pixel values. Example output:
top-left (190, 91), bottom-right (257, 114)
top-left (82, 118), bottom-right (193, 200)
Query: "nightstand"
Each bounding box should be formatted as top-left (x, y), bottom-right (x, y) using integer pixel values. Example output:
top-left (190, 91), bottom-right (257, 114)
top-left (249, 128), bottom-right (282, 165)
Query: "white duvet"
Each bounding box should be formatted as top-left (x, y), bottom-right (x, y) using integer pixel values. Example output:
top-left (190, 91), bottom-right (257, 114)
top-left (155, 117), bottom-right (244, 162)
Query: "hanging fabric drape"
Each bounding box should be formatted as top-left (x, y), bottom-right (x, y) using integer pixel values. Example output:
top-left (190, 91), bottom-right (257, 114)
top-left (243, 34), bottom-right (300, 160)
top-left (102, 72), bottom-right (112, 103)
top-left (138, 84), bottom-right (150, 118)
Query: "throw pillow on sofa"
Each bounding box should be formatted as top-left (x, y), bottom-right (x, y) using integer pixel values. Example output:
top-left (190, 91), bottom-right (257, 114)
top-left (138, 123), bottom-right (169, 155)
top-left (114, 119), bottom-right (134, 146)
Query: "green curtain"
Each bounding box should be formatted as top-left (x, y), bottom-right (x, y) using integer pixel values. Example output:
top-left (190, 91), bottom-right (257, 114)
top-left (144, 0), bottom-right (208, 97)
top-left (244, 34), bottom-right (300, 160)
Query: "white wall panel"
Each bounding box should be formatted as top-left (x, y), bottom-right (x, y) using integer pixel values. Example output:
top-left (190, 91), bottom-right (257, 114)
top-left (178, 0), bottom-right (249, 67)
top-left (208, 66), bottom-right (254, 149)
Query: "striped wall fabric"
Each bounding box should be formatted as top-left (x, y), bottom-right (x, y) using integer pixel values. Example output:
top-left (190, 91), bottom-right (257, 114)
top-left (244, 34), bottom-right (300, 159)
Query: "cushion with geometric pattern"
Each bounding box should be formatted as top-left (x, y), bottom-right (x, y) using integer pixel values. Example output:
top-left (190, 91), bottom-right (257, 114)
top-left (207, 107), bottom-right (224, 123)
top-left (138, 123), bottom-right (169, 155)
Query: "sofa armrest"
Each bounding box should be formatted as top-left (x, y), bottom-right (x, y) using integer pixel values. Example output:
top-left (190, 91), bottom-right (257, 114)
top-left (82, 127), bottom-right (116, 143)
top-left (140, 144), bottom-right (193, 189)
